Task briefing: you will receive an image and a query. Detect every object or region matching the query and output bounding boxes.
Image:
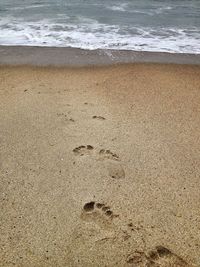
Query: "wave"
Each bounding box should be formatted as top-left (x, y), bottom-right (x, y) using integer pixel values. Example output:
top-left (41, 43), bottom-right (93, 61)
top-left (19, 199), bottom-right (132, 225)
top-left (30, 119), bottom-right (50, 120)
top-left (106, 3), bottom-right (129, 12)
top-left (0, 18), bottom-right (199, 53)
top-left (106, 4), bottom-right (173, 16)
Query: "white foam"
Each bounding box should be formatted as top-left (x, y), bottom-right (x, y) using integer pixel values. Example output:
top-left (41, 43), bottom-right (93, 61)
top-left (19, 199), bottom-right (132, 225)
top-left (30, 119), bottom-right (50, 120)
top-left (105, 5), bottom-right (175, 16)
top-left (106, 3), bottom-right (129, 12)
top-left (0, 18), bottom-right (200, 53)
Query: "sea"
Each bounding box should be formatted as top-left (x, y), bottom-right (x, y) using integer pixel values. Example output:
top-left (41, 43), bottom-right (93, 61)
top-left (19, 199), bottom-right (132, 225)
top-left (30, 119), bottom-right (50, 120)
top-left (0, 0), bottom-right (200, 53)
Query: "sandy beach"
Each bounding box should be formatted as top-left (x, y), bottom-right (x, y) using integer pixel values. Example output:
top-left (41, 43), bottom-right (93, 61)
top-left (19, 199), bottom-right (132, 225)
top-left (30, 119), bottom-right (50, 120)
top-left (0, 62), bottom-right (200, 267)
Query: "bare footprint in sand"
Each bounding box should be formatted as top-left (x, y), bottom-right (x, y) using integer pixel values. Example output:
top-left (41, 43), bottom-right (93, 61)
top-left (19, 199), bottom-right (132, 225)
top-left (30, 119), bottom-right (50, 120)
top-left (146, 246), bottom-right (192, 267)
top-left (81, 201), bottom-right (116, 229)
top-left (126, 246), bottom-right (192, 267)
top-left (73, 145), bottom-right (94, 156)
top-left (98, 149), bottom-right (119, 161)
top-left (98, 149), bottom-right (125, 179)
top-left (105, 160), bottom-right (125, 179)
top-left (57, 113), bottom-right (75, 122)
top-left (73, 145), bottom-right (125, 179)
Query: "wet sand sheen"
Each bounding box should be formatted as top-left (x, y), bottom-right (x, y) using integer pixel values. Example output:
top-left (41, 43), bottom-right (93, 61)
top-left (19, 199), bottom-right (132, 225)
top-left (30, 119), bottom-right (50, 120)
top-left (0, 64), bottom-right (200, 266)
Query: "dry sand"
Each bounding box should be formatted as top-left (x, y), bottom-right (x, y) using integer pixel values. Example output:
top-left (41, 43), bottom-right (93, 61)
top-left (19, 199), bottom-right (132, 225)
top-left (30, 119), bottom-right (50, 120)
top-left (0, 64), bottom-right (200, 267)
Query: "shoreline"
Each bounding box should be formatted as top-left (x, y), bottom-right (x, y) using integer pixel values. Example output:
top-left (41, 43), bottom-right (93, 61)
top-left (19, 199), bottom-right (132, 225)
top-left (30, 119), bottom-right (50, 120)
top-left (0, 45), bottom-right (200, 66)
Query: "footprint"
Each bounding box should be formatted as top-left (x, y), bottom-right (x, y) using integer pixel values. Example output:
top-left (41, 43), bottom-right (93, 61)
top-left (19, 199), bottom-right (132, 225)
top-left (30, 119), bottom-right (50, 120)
top-left (57, 113), bottom-right (75, 122)
top-left (92, 115), bottom-right (106, 120)
top-left (73, 145), bottom-right (125, 179)
top-left (126, 246), bottom-right (192, 267)
top-left (81, 201), bottom-right (115, 228)
top-left (83, 201), bottom-right (114, 217)
top-left (99, 149), bottom-right (125, 179)
top-left (146, 246), bottom-right (191, 267)
top-left (73, 145), bottom-right (94, 156)
top-left (99, 149), bottom-right (119, 161)
top-left (73, 146), bottom-right (119, 161)
top-left (106, 160), bottom-right (125, 179)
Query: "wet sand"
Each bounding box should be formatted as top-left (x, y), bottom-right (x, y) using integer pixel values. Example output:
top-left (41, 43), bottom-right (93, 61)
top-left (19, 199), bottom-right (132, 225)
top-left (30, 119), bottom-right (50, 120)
top-left (0, 63), bottom-right (200, 267)
top-left (0, 46), bottom-right (200, 66)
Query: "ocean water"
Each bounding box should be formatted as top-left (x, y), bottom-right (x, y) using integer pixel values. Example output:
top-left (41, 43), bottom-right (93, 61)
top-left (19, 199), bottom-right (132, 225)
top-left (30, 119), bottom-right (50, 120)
top-left (0, 0), bottom-right (200, 53)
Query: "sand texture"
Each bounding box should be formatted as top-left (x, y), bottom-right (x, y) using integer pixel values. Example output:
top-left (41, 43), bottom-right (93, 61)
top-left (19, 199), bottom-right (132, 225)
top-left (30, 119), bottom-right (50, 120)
top-left (0, 64), bottom-right (200, 267)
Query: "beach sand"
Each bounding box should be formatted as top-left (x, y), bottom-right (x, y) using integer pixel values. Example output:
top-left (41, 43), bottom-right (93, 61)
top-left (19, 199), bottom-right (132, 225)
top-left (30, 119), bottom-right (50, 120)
top-left (0, 63), bottom-right (200, 267)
